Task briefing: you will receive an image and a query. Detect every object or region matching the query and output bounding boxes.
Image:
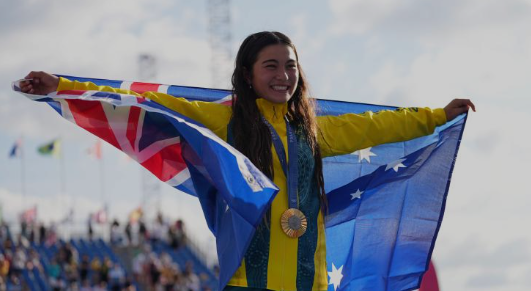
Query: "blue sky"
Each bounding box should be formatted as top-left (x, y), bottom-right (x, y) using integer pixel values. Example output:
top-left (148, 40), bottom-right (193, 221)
top-left (1, 0), bottom-right (531, 290)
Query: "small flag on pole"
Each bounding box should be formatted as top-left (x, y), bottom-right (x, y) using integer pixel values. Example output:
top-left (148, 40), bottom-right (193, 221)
top-left (20, 206), bottom-right (37, 223)
top-left (92, 207), bottom-right (107, 224)
top-left (37, 139), bottom-right (61, 157)
top-left (87, 139), bottom-right (102, 159)
top-left (9, 139), bottom-right (22, 158)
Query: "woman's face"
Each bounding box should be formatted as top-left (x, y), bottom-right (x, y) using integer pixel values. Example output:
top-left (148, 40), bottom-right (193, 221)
top-left (250, 44), bottom-right (299, 104)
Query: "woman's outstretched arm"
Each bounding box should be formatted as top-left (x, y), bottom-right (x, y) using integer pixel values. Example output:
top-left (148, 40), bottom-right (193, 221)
top-left (318, 99), bottom-right (475, 158)
top-left (19, 71), bottom-right (232, 139)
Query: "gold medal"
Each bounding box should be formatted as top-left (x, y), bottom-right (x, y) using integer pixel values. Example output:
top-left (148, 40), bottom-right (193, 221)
top-left (280, 208), bottom-right (307, 238)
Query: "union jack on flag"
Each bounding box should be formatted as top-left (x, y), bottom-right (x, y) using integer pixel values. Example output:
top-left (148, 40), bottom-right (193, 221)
top-left (14, 77), bottom-right (244, 195)
top-left (13, 75), bottom-right (467, 291)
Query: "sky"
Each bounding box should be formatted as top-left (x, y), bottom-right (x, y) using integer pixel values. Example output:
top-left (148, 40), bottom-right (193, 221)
top-left (1, 0), bottom-right (531, 290)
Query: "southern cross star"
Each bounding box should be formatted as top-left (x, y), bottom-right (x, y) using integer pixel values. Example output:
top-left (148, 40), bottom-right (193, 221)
top-left (328, 263), bottom-right (344, 291)
top-left (385, 158), bottom-right (406, 172)
top-left (352, 147), bottom-right (377, 163)
top-left (350, 189), bottom-right (364, 200)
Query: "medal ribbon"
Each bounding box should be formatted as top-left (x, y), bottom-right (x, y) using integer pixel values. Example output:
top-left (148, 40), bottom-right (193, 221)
top-left (262, 117), bottom-right (298, 209)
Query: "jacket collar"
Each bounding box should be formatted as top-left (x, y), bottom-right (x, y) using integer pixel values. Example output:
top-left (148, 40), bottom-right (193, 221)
top-left (256, 98), bottom-right (288, 124)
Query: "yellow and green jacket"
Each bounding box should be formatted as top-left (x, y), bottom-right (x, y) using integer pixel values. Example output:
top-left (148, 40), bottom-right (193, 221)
top-left (58, 78), bottom-right (447, 291)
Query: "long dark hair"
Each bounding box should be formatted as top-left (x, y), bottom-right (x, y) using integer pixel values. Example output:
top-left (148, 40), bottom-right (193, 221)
top-left (231, 31), bottom-right (327, 213)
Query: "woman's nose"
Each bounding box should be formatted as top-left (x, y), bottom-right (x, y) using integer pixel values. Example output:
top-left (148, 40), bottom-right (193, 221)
top-left (275, 69), bottom-right (289, 80)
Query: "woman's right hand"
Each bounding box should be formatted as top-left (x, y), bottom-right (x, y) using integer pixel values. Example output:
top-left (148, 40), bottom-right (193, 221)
top-left (19, 71), bottom-right (59, 95)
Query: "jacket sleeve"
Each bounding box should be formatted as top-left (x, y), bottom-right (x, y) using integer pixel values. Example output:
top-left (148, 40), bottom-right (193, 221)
top-left (317, 107), bottom-right (447, 158)
top-left (57, 77), bottom-right (232, 139)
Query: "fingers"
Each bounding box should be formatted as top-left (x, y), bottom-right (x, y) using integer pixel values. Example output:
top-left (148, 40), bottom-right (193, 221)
top-left (461, 99), bottom-right (475, 113)
top-left (19, 78), bottom-right (39, 94)
top-left (454, 98), bottom-right (476, 112)
top-left (25, 71), bottom-right (45, 80)
top-left (465, 99), bottom-right (476, 112)
top-left (23, 71), bottom-right (46, 86)
top-left (21, 71), bottom-right (42, 93)
top-left (19, 71), bottom-right (59, 95)
top-left (444, 98), bottom-right (476, 121)
top-left (19, 80), bottom-right (33, 93)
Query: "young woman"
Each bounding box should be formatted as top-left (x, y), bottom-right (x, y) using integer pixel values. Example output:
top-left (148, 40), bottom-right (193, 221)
top-left (20, 31), bottom-right (474, 291)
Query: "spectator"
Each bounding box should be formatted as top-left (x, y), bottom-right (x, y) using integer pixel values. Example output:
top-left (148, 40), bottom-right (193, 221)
top-left (138, 219), bottom-right (148, 244)
top-left (108, 264), bottom-right (126, 291)
top-left (38, 223), bottom-right (46, 245)
top-left (63, 261), bottom-right (79, 288)
top-left (6, 274), bottom-right (22, 291)
top-left (27, 249), bottom-right (43, 273)
top-left (87, 215), bottom-right (94, 241)
top-left (0, 254), bottom-right (9, 282)
top-left (19, 221), bottom-right (27, 240)
top-left (131, 250), bottom-right (146, 284)
top-left (90, 257), bottom-right (102, 283)
top-left (99, 257), bottom-right (112, 284)
top-left (45, 223), bottom-right (57, 246)
top-left (159, 253), bottom-right (178, 291)
top-left (151, 213), bottom-right (166, 245)
top-left (10, 247), bottom-right (26, 280)
top-left (62, 242), bottom-right (79, 266)
top-left (169, 219), bottom-right (186, 250)
top-left (124, 222), bottom-right (133, 246)
top-left (0, 222), bottom-right (9, 242)
top-left (110, 220), bottom-right (121, 246)
top-left (147, 254), bottom-right (161, 291)
top-left (78, 255), bottom-right (90, 282)
top-left (28, 223), bottom-right (36, 244)
top-left (48, 258), bottom-right (63, 291)
top-left (183, 262), bottom-right (199, 291)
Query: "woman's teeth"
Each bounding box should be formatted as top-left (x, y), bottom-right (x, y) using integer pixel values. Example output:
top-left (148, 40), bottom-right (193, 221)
top-left (272, 85), bottom-right (288, 91)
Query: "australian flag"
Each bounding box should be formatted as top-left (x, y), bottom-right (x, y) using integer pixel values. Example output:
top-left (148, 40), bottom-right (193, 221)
top-left (13, 76), bottom-right (466, 291)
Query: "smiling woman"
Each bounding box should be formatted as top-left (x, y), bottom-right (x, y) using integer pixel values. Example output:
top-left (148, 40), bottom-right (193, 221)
top-left (19, 31), bottom-right (474, 291)
top-left (247, 44), bottom-right (299, 104)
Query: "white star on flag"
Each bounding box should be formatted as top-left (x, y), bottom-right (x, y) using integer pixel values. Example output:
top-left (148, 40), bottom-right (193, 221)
top-left (385, 158), bottom-right (407, 172)
top-left (350, 189), bottom-right (363, 200)
top-left (352, 147), bottom-right (377, 163)
top-left (328, 263), bottom-right (344, 291)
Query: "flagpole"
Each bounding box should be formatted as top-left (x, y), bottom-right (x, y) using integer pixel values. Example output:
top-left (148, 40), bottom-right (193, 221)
top-left (59, 139), bottom-right (70, 239)
top-left (99, 142), bottom-right (107, 241)
top-left (20, 136), bottom-right (26, 208)
top-left (99, 143), bottom-right (105, 212)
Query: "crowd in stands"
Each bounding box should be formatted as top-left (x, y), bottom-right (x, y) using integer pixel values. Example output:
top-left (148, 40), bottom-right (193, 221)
top-left (130, 247), bottom-right (204, 291)
top-left (0, 213), bottom-right (216, 291)
top-left (106, 214), bottom-right (187, 250)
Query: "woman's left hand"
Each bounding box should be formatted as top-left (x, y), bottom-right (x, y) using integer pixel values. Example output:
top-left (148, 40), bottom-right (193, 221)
top-left (444, 99), bottom-right (476, 121)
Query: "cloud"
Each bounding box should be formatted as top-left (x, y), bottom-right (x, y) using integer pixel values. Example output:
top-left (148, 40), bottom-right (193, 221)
top-left (328, 0), bottom-right (407, 35)
top-left (324, 0), bottom-right (531, 107)
top-left (433, 237), bottom-right (531, 290)
top-left (438, 238), bottom-right (531, 270)
top-left (0, 0), bottom-right (211, 140)
top-left (328, 0), bottom-right (531, 39)
top-left (466, 271), bottom-right (507, 288)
